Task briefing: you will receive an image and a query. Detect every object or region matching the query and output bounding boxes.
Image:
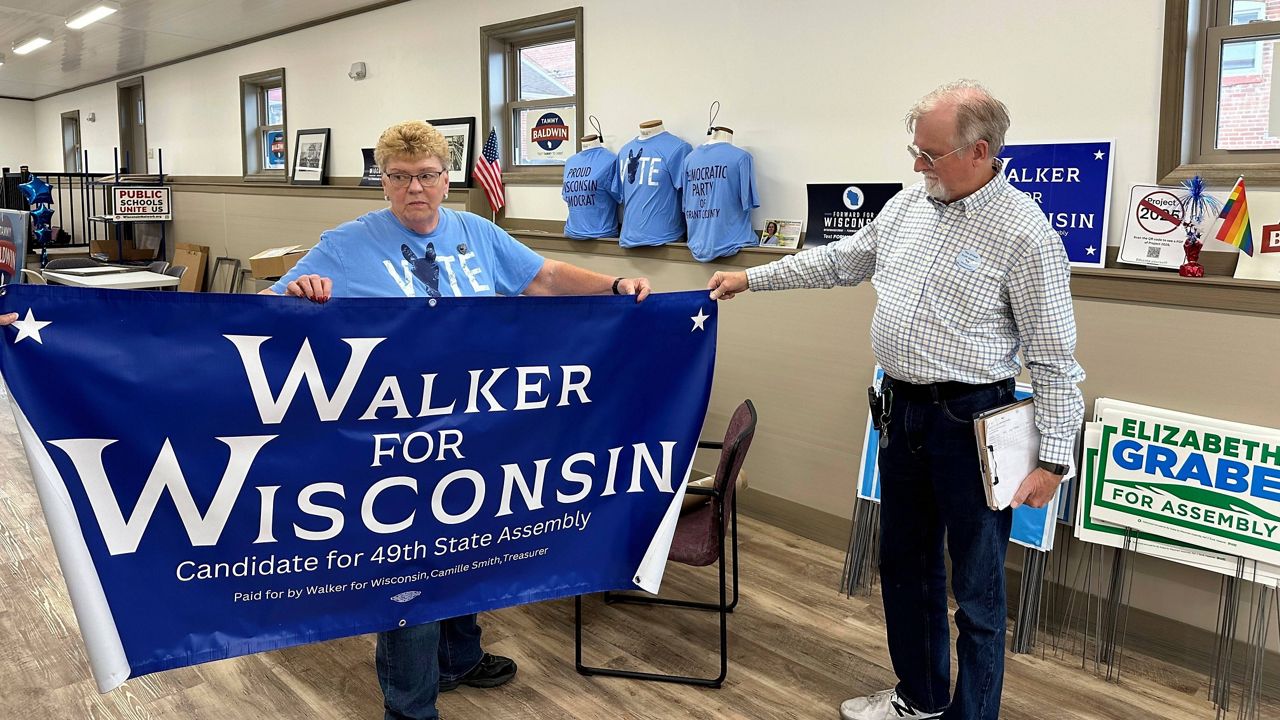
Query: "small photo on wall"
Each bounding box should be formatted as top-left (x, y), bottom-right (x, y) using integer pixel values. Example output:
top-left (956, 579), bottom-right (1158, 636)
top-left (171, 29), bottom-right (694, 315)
top-left (759, 218), bottom-right (802, 249)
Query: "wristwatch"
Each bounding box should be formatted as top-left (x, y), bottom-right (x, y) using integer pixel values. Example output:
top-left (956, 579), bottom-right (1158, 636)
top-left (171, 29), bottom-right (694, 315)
top-left (1037, 460), bottom-right (1069, 476)
top-left (611, 277), bottom-right (624, 295)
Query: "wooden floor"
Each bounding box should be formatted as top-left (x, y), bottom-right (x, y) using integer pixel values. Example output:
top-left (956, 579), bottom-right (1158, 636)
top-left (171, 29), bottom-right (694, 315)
top-left (0, 392), bottom-right (1274, 720)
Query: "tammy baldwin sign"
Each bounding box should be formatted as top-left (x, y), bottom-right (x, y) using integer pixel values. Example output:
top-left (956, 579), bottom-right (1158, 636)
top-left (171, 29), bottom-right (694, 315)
top-left (1091, 400), bottom-right (1280, 567)
top-left (0, 286), bottom-right (716, 691)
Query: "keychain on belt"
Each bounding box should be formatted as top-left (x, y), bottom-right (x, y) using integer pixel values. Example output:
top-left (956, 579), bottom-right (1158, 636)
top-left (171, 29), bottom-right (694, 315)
top-left (867, 385), bottom-right (893, 448)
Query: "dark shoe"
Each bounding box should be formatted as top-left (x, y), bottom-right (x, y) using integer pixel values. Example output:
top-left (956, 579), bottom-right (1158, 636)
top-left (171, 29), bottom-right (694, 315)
top-left (439, 653), bottom-right (517, 692)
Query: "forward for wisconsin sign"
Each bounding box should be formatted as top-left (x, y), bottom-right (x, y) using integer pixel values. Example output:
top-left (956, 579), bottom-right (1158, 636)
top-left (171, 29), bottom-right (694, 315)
top-left (0, 286), bottom-right (716, 692)
top-left (1091, 400), bottom-right (1280, 566)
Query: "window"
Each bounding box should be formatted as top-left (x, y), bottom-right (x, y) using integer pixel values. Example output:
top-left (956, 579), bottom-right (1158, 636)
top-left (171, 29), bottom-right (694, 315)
top-left (240, 69), bottom-right (287, 181)
top-left (481, 8), bottom-right (584, 184)
top-left (1159, 1), bottom-right (1280, 184)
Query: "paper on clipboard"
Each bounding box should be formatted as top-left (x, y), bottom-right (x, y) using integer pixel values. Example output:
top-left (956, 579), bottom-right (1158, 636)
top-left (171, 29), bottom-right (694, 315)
top-left (975, 399), bottom-right (1039, 510)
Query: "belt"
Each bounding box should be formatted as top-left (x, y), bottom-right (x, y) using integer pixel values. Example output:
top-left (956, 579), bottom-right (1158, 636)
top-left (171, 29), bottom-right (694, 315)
top-left (881, 375), bottom-right (1013, 401)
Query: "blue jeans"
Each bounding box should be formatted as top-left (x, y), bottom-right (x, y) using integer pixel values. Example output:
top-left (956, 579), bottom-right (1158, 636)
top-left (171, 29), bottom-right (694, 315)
top-left (877, 378), bottom-right (1014, 720)
top-left (376, 614), bottom-right (485, 720)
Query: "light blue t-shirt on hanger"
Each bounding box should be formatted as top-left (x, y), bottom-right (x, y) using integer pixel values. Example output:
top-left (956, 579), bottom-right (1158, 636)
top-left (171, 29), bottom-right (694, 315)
top-left (617, 131), bottom-right (692, 248)
top-left (562, 146), bottom-right (622, 239)
top-left (271, 207), bottom-right (545, 298)
top-left (681, 142), bottom-right (760, 262)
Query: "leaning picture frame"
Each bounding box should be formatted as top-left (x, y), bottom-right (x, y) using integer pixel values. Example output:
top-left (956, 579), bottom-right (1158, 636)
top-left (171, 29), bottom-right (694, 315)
top-left (209, 257), bottom-right (241, 293)
top-left (291, 128), bottom-right (331, 185)
top-left (427, 117), bottom-right (475, 188)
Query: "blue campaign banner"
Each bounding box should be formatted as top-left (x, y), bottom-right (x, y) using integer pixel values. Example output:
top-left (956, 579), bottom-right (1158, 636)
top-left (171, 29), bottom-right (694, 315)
top-left (856, 366), bottom-right (1069, 551)
top-left (0, 209), bottom-right (29, 286)
top-left (0, 285), bottom-right (716, 691)
top-left (999, 140), bottom-right (1114, 267)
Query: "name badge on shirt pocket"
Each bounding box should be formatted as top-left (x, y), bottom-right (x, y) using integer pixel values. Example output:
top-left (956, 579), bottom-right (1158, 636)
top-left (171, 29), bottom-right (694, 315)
top-left (956, 248), bottom-right (983, 272)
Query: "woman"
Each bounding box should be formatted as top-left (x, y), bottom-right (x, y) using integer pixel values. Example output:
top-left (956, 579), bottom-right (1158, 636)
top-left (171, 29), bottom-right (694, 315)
top-left (760, 220), bottom-right (781, 246)
top-left (264, 119), bottom-right (651, 720)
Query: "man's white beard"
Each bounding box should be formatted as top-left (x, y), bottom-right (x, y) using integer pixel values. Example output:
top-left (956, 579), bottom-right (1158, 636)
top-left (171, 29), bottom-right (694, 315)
top-left (924, 176), bottom-right (951, 201)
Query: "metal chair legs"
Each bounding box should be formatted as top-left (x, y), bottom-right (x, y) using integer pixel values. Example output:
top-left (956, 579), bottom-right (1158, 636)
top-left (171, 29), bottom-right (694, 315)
top-left (574, 495), bottom-right (737, 687)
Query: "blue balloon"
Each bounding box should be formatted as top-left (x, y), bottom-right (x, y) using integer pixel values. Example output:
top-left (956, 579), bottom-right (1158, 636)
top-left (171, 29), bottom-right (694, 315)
top-left (19, 176), bottom-right (53, 206)
top-left (34, 225), bottom-right (54, 246)
top-left (31, 205), bottom-right (55, 227)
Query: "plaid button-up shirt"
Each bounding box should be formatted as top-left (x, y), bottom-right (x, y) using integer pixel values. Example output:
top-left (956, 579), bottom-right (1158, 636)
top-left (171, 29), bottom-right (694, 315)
top-left (746, 168), bottom-right (1085, 464)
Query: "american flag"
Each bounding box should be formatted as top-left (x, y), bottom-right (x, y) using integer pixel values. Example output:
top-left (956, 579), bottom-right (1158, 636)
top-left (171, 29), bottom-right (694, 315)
top-left (474, 128), bottom-right (505, 213)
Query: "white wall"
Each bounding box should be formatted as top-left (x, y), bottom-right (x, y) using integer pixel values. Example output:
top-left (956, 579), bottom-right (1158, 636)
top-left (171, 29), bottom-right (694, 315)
top-left (0, 99), bottom-right (36, 171)
top-left (29, 0), bottom-right (1195, 250)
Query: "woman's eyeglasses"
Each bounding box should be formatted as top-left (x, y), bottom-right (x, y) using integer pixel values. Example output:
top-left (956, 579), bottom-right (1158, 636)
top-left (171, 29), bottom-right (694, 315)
top-left (384, 170), bottom-right (447, 188)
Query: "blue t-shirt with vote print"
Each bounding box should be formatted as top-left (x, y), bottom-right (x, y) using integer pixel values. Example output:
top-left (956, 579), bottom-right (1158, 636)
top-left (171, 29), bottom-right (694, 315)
top-left (681, 143), bottom-right (760, 262)
top-left (271, 207), bottom-right (545, 298)
top-left (562, 146), bottom-right (622, 239)
top-left (618, 131), bottom-right (692, 247)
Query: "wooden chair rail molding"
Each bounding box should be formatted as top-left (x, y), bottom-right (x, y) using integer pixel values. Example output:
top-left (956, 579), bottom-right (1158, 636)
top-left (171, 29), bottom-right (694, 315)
top-left (501, 218), bottom-right (1280, 317)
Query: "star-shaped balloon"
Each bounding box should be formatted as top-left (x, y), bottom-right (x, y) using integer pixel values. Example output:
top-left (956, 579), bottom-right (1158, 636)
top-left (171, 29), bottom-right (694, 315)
top-left (19, 176), bottom-right (53, 206)
top-left (31, 205), bottom-right (54, 227)
top-left (34, 225), bottom-right (54, 246)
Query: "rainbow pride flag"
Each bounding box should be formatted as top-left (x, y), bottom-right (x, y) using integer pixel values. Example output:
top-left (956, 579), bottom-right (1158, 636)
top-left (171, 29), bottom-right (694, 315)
top-left (1214, 176), bottom-right (1254, 256)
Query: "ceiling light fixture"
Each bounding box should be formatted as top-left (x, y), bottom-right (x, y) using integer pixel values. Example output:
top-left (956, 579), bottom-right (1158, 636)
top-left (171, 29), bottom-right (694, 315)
top-left (12, 35), bottom-right (52, 55)
top-left (66, 1), bottom-right (121, 30)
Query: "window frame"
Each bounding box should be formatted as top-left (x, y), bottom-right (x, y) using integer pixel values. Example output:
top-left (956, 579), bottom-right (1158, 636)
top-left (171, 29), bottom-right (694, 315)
top-left (1159, 0), bottom-right (1280, 185)
top-left (480, 8), bottom-right (585, 186)
top-left (240, 68), bottom-right (287, 182)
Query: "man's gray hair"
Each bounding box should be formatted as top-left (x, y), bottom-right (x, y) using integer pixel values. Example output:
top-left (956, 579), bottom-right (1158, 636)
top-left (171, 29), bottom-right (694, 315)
top-left (905, 80), bottom-right (1010, 157)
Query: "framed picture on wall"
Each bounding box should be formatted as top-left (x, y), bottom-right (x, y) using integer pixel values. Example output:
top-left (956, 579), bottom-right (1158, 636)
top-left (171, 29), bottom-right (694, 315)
top-left (427, 117), bottom-right (475, 188)
top-left (291, 128), bottom-right (331, 185)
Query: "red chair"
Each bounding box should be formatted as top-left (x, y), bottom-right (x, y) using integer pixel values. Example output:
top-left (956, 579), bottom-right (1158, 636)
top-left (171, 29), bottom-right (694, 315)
top-left (574, 399), bottom-right (757, 687)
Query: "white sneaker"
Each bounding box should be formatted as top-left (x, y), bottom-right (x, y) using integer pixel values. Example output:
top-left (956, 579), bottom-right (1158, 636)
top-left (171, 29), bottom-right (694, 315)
top-left (839, 689), bottom-right (943, 720)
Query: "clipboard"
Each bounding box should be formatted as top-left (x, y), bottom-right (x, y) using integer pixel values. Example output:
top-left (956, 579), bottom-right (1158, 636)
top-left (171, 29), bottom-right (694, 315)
top-left (973, 398), bottom-right (1038, 511)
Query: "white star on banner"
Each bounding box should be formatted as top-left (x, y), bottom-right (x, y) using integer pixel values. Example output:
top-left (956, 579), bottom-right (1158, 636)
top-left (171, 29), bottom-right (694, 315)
top-left (1094, 150), bottom-right (1105, 160)
top-left (691, 308), bottom-right (709, 332)
top-left (1086, 245), bottom-right (1098, 256)
top-left (11, 309), bottom-right (51, 345)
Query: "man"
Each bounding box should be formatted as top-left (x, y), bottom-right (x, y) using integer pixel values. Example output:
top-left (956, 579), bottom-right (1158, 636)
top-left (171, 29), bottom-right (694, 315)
top-left (708, 80), bottom-right (1084, 720)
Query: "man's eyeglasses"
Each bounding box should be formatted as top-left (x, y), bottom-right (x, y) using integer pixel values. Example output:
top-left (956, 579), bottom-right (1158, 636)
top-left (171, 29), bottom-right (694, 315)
top-left (384, 170), bottom-right (448, 188)
top-left (906, 142), bottom-right (972, 169)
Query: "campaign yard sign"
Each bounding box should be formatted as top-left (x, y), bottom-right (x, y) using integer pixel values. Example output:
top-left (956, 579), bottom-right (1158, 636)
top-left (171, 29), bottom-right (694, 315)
top-left (1076, 420), bottom-right (1280, 587)
top-left (804, 183), bottom-right (902, 247)
top-left (1090, 400), bottom-right (1280, 567)
top-left (111, 186), bottom-right (172, 221)
top-left (1000, 140), bottom-right (1114, 268)
top-left (0, 209), bottom-right (28, 286)
top-left (0, 286), bottom-right (716, 691)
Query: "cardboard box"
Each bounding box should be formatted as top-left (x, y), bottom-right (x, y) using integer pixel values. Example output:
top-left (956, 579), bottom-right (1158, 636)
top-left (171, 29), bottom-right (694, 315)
top-left (90, 224), bottom-right (159, 261)
top-left (249, 245), bottom-right (309, 279)
top-left (172, 242), bottom-right (208, 292)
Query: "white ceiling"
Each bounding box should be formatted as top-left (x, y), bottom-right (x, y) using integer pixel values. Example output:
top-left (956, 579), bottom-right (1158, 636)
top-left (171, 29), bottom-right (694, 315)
top-left (0, 0), bottom-right (401, 100)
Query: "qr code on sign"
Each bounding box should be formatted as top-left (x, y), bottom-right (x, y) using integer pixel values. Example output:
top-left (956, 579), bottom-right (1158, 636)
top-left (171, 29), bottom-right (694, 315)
top-left (1146, 246), bottom-right (1162, 259)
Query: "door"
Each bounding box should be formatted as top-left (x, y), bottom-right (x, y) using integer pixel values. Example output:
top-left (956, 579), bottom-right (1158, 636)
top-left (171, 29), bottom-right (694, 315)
top-left (61, 111), bottom-right (82, 173)
top-left (117, 78), bottom-right (148, 173)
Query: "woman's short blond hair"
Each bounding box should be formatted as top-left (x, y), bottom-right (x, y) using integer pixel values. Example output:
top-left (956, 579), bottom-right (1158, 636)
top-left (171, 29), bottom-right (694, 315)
top-left (375, 120), bottom-right (450, 170)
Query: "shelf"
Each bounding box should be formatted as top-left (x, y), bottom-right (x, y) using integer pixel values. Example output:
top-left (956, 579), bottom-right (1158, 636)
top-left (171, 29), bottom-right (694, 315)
top-left (502, 219), bottom-right (1280, 317)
